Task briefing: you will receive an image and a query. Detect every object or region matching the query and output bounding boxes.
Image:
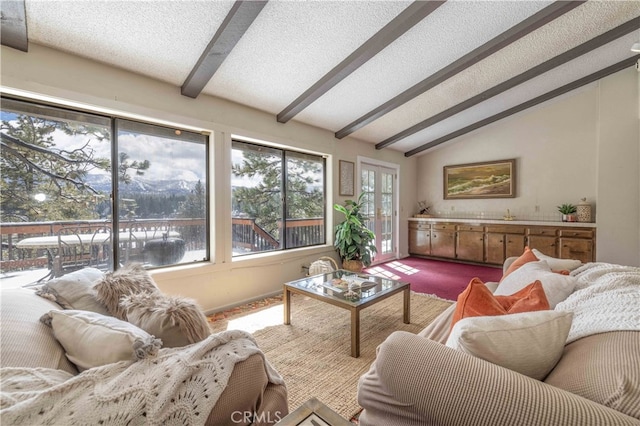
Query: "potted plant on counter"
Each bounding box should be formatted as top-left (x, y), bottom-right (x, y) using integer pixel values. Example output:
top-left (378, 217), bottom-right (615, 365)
top-left (557, 203), bottom-right (577, 222)
top-left (334, 193), bottom-right (377, 272)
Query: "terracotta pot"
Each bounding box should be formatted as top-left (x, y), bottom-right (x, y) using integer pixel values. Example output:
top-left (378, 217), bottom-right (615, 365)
top-left (342, 259), bottom-right (364, 272)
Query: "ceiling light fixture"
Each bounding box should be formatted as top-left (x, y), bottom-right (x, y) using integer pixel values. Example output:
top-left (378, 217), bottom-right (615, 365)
top-left (632, 42), bottom-right (640, 53)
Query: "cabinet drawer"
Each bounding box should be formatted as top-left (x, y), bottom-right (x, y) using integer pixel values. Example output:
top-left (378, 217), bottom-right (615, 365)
top-left (527, 227), bottom-right (558, 236)
top-left (432, 223), bottom-right (456, 231)
top-left (457, 225), bottom-right (483, 232)
top-left (559, 229), bottom-right (593, 238)
top-left (485, 225), bottom-right (525, 234)
top-left (409, 222), bottom-right (430, 231)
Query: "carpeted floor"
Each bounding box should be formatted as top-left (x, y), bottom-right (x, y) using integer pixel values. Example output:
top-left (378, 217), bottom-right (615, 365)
top-left (208, 291), bottom-right (452, 420)
top-left (366, 257), bottom-right (503, 301)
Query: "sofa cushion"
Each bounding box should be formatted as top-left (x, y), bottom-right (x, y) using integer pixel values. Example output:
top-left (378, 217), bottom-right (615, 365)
top-left (531, 248), bottom-right (582, 271)
top-left (35, 267), bottom-right (110, 315)
top-left (544, 331), bottom-right (640, 419)
top-left (451, 278), bottom-right (550, 328)
top-left (495, 260), bottom-right (577, 308)
top-left (446, 310), bottom-right (573, 380)
top-left (41, 309), bottom-right (162, 371)
top-left (120, 291), bottom-right (211, 348)
top-left (94, 263), bottom-right (160, 320)
top-left (501, 246), bottom-right (538, 281)
top-left (0, 288), bottom-right (78, 374)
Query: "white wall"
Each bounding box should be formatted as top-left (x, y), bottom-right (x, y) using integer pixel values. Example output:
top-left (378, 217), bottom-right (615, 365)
top-left (416, 67), bottom-right (640, 266)
top-left (0, 44), bottom-right (418, 312)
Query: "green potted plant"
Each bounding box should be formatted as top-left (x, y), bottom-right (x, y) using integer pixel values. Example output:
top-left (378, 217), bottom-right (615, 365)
top-left (334, 193), bottom-right (377, 272)
top-left (557, 203), bottom-right (577, 222)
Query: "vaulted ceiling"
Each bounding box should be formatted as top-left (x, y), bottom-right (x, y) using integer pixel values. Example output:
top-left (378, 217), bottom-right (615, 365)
top-left (2, 1), bottom-right (639, 156)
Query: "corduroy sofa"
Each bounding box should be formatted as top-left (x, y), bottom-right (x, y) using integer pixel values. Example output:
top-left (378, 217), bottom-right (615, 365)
top-left (0, 267), bottom-right (288, 425)
top-left (357, 255), bottom-right (640, 426)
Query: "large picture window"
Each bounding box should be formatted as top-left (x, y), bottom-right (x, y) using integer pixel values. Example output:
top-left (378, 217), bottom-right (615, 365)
top-left (1, 98), bottom-right (208, 281)
top-left (231, 140), bottom-right (325, 256)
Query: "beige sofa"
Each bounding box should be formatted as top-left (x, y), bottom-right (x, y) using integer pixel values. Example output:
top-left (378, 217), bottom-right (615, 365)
top-left (0, 268), bottom-right (288, 425)
top-left (357, 259), bottom-right (640, 425)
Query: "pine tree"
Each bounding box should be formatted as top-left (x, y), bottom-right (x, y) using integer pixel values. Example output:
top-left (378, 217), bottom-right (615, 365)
top-left (1, 114), bottom-right (110, 221)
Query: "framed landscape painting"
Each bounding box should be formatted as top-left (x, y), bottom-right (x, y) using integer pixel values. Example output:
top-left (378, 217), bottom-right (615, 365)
top-left (444, 159), bottom-right (516, 199)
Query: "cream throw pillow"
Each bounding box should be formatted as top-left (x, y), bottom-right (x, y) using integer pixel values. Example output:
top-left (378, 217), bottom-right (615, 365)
top-left (531, 249), bottom-right (582, 271)
top-left (120, 291), bottom-right (211, 348)
top-left (35, 267), bottom-right (109, 315)
top-left (494, 260), bottom-right (577, 308)
top-left (40, 309), bottom-right (162, 371)
top-left (446, 310), bottom-right (573, 380)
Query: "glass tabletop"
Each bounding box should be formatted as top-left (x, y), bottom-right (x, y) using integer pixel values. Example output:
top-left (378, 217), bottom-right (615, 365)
top-left (285, 269), bottom-right (409, 306)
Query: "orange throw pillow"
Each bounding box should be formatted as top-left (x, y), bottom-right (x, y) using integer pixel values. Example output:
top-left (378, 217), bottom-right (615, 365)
top-left (451, 278), bottom-right (550, 329)
top-left (501, 246), bottom-right (538, 281)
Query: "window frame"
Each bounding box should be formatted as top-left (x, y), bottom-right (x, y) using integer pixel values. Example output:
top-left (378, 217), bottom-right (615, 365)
top-left (1, 95), bottom-right (211, 271)
top-left (231, 138), bottom-right (327, 257)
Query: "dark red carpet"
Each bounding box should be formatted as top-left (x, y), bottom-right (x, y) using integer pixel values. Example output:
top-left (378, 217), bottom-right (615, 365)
top-left (365, 257), bottom-right (503, 301)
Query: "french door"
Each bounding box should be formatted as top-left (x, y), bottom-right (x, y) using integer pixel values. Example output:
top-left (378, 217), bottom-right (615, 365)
top-left (360, 162), bottom-right (397, 264)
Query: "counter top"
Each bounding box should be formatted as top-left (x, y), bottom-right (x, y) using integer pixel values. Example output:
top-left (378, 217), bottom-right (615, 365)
top-left (408, 217), bottom-right (596, 228)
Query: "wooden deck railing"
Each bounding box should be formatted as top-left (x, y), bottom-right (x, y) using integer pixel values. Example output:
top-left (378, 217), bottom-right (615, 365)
top-left (0, 218), bottom-right (205, 272)
top-left (231, 217), bottom-right (325, 253)
top-left (1, 217), bottom-right (325, 271)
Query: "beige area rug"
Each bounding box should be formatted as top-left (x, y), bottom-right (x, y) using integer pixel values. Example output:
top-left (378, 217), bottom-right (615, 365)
top-left (208, 292), bottom-right (452, 420)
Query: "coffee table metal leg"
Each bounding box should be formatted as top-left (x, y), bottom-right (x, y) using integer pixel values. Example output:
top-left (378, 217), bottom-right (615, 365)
top-left (284, 287), bottom-right (291, 325)
top-left (403, 288), bottom-right (411, 324)
top-left (351, 308), bottom-right (360, 358)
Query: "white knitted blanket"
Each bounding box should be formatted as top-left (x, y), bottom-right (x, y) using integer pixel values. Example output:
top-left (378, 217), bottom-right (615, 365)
top-left (0, 330), bottom-right (284, 425)
top-left (554, 262), bottom-right (640, 343)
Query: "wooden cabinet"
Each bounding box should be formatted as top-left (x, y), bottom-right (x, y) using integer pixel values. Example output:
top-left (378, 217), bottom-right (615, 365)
top-left (408, 220), bottom-right (595, 266)
top-left (527, 227), bottom-right (559, 257)
top-left (558, 229), bottom-right (594, 264)
top-left (430, 224), bottom-right (455, 258)
top-left (485, 233), bottom-right (506, 265)
top-left (456, 225), bottom-right (484, 263)
top-left (505, 234), bottom-right (526, 258)
top-left (408, 222), bottom-right (430, 255)
top-left (485, 225), bottom-right (526, 265)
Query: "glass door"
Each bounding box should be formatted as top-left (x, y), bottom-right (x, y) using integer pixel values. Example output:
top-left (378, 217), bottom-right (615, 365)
top-left (360, 163), bottom-right (397, 264)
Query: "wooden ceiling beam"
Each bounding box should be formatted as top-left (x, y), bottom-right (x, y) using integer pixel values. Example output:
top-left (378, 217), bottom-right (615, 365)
top-left (405, 55), bottom-right (639, 157)
top-left (334, 0), bottom-right (585, 141)
top-left (1, 0), bottom-right (28, 52)
top-left (381, 16), bottom-right (640, 150)
top-left (276, 0), bottom-right (445, 124)
top-left (181, 0), bottom-right (267, 99)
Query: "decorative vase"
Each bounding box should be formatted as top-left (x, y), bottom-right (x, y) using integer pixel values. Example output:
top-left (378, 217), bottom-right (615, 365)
top-left (342, 259), bottom-right (363, 272)
top-left (576, 198), bottom-right (592, 223)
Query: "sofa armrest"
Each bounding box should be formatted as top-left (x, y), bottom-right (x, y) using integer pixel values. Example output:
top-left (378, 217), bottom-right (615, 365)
top-left (357, 331), bottom-right (639, 426)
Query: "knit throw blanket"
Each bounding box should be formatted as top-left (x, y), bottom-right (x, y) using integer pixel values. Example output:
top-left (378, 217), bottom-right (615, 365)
top-left (0, 330), bottom-right (284, 425)
top-left (554, 262), bottom-right (640, 343)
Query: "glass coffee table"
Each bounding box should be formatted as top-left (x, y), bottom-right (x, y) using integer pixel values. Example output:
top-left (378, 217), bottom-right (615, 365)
top-left (284, 269), bottom-right (410, 358)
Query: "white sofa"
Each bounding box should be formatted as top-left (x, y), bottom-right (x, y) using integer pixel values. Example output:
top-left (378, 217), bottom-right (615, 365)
top-left (357, 257), bottom-right (640, 425)
top-left (0, 267), bottom-right (288, 425)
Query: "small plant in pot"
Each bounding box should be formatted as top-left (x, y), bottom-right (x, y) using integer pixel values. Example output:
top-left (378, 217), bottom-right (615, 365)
top-left (334, 193), bottom-right (377, 272)
top-left (557, 203), bottom-right (577, 222)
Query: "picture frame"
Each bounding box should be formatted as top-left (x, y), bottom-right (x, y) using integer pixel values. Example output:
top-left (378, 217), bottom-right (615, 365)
top-left (339, 160), bottom-right (355, 196)
top-left (443, 159), bottom-right (516, 199)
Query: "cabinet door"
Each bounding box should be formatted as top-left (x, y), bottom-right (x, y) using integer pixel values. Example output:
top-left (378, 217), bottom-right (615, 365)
top-left (485, 233), bottom-right (505, 265)
top-left (505, 235), bottom-right (526, 258)
top-left (409, 229), bottom-right (430, 255)
top-left (559, 238), bottom-right (593, 263)
top-left (431, 230), bottom-right (455, 259)
top-left (527, 235), bottom-right (557, 257)
top-left (456, 231), bottom-right (484, 262)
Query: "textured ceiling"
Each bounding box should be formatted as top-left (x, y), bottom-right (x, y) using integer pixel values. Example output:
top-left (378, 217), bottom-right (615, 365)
top-left (16, 0), bottom-right (640, 156)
